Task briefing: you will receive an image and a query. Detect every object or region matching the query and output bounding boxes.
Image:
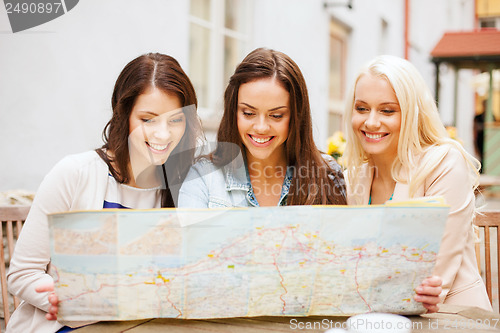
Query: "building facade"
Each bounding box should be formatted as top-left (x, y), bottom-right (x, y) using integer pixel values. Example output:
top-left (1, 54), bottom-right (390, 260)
top-left (0, 0), bottom-right (481, 191)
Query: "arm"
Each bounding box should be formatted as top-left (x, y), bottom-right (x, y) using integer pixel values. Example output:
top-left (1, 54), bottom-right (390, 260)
top-left (35, 282), bottom-right (58, 320)
top-left (422, 147), bottom-right (475, 299)
top-left (7, 156), bottom-right (79, 312)
top-left (178, 162), bottom-right (211, 208)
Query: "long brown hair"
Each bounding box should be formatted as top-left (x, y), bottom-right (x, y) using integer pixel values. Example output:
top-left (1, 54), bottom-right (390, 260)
top-left (97, 53), bottom-right (203, 207)
top-left (213, 48), bottom-right (346, 205)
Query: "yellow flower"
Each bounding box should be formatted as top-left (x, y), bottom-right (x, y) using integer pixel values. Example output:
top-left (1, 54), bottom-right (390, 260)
top-left (327, 131), bottom-right (346, 161)
top-left (445, 126), bottom-right (463, 145)
top-left (446, 126), bottom-right (457, 140)
top-left (327, 138), bottom-right (339, 156)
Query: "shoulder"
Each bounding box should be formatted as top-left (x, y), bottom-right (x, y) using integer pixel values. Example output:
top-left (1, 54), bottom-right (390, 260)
top-left (419, 144), bottom-right (473, 189)
top-left (189, 157), bottom-right (219, 174)
top-left (55, 150), bottom-right (106, 170)
top-left (184, 157), bottom-right (227, 184)
top-left (45, 151), bottom-right (108, 185)
top-left (32, 151), bottom-right (108, 212)
top-left (320, 153), bottom-right (346, 188)
top-left (420, 144), bottom-right (466, 172)
top-left (421, 144), bottom-right (453, 158)
top-left (321, 153), bottom-right (343, 174)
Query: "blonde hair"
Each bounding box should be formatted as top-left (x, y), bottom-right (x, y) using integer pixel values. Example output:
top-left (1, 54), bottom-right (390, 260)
top-left (343, 55), bottom-right (480, 197)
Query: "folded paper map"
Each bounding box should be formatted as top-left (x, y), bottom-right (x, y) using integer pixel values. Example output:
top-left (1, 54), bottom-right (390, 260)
top-left (48, 200), bottom-right (449, 320)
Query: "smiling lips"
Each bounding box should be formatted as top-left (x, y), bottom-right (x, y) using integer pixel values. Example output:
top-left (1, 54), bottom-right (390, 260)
top-left (248, 134), bottom-right (274, 145)
top-left (146, 142), bottom-right (171, 153)
top-left (363, 131), bottom-right (388, 141)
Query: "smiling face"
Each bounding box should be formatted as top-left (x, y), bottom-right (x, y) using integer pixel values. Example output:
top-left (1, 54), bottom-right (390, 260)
top-left (236, 78), bottom-right (290, 165)
top-left (128, 87), bottom-right (186, 167)
top-left (351, 73), bottom-right (401, 161)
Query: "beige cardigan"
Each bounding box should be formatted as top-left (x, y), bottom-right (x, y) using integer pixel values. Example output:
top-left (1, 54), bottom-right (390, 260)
top-left (347, 145), bottom-right (492, 311)
top-left (7, 151), bottom-right (109, 332)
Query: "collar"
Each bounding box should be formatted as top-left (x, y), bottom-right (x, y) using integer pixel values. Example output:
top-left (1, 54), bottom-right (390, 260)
top-left (224, 161), bottom-right (293, 207)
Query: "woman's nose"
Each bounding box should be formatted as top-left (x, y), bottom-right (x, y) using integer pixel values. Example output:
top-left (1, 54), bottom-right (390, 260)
top-left (150, 118), bottom-right (171, 142)
top-left (253, 116), bottom-right (270, 133)
top-left (364, 110), bottom-right (380, 129)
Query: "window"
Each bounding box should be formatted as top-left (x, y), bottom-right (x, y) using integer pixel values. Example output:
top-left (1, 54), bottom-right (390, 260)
top-left (477, 0), bottom-right (500, 29)
top-left (479, 18), bottom-right (497, 28)
top-left (189, 0), bottom-right (251, 131)
top-left (328, 20), bottom-right (349, 135)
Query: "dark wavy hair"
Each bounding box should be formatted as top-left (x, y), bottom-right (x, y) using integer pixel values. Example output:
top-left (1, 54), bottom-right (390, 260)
top-left (97, 53), bottom-right (203, 207)
top-left (212, 48), bottom-right (346, 205)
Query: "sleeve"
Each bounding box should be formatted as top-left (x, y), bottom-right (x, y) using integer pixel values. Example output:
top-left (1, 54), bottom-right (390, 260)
top-left (425, 148), bottom-right (476, 298)
top-left (178, 162), bottom-right (211, 209)
top-left (7, 155), bottom-right (81, 312)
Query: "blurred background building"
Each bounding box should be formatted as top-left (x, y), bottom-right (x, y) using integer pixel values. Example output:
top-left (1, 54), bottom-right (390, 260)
top-left (0, 0), bottom-right (499, 193)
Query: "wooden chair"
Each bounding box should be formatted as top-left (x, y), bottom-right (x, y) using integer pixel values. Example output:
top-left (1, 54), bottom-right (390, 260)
top-left (474, 210), bottom-right (500, 309)
top-left (0, 206), bottom-right (29, 329)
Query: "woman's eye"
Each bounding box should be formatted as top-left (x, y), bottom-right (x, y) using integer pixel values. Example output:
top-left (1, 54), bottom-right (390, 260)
top-left (381, 109), bottom-right (395, 114)
top-left (355, 107), bottom-right (368, 112)
top-left (141, 118), bottom-right (154, 123)
top-left (242, 111), bottom-right (254, 117)
top-left (270, 114), bottom-right (283, 119)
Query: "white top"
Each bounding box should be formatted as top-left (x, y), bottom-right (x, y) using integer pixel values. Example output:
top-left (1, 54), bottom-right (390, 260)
top-left (7, 151), bottom-right (161, 333)
top-left (103, 173), bottom-right (161, 209)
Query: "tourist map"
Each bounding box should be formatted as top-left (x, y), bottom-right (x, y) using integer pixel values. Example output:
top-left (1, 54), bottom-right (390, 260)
top-left (48, 201), bottom-right (448, 320)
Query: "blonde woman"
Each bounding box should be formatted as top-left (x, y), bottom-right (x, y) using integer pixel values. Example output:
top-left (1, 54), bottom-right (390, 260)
top-left (343, 55), bottom-right (491, 310)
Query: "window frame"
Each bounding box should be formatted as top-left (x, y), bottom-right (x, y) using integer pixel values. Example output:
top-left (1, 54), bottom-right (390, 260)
top-left (189, 0), bottom-right (252, 131)
top-left (328, 19), bottom-right (349, 135)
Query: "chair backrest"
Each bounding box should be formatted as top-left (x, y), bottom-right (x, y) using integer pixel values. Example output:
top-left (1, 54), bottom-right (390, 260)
top-left (474, 210), bottom-right (500, 311)
top-left (0, 206), bottom-right (29, 328)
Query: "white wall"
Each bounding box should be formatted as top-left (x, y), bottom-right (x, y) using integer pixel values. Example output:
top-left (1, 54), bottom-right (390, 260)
top-left (0, 0), bottom-right (478, 192)
top-left (327, 0), bottom-right (405, 87)
top-left (0, 0), bottom-right (190, 191)
top-left (251, 0), bottom-right (330, 152)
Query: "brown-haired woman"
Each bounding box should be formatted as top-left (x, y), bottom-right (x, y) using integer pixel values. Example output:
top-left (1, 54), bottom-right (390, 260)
top-left (179, 47), bottom-right (346, 208)
top-left (7, 52), bottom-right (203, 332)
top-left (177, 48), bottom-right (442, 312)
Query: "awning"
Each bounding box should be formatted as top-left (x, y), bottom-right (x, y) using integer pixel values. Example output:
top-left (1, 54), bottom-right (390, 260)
top-left (430, 29), bottom-right (500, 176)
top-left (431, 30), bottom-right (500, 69)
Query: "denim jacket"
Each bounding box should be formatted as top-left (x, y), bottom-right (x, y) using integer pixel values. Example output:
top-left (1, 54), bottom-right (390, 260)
top-left (178, 151), bottom-right (345, 208)
top-left (178, 150), bottom-right (289, 208)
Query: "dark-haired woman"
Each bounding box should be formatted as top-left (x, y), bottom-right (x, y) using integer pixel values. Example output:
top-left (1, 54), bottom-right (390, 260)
top-left (7, 53), bottom-right (203, 332)
top-left (179, 48), bottom-right (346, 208)
top-left (178, 48), bottom-right (443, 313)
